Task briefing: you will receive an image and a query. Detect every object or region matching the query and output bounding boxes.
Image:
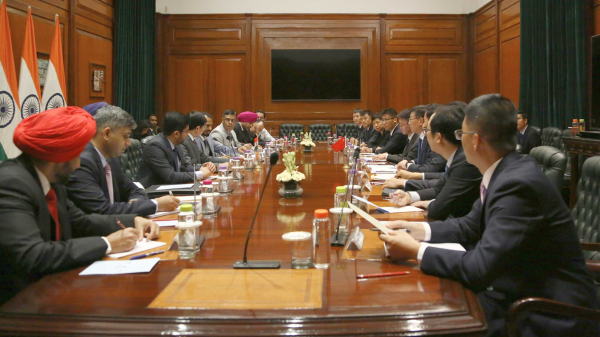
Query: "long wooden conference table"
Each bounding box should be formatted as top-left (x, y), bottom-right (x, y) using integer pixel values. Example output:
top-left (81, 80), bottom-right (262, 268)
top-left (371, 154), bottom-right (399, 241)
top-left (0, 144), bottom-right (486, 336)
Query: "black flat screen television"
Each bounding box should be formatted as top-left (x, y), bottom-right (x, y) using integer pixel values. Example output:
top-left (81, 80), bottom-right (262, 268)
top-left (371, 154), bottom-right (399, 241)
top-left (271, 49), bottom-right (361, 101)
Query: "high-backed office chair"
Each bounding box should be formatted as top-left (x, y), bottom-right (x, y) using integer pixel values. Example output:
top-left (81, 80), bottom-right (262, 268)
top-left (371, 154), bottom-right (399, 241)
top-left (529, 146), bottom-right (567, 192)
top-left (120, 139), bottom-right (143, 180)
top-left (279, 123), bottom-right (304, 139)
top-left (531, 126), bottom-right (541, 133)
top-left (541, 127), bottom-right (562, 148)
top-left (308, 124), bottom-right (332, 141)
top-left (336, 123), bottom-right (359, 139)
top-left (505, 156), bottom-right (600, 337)
top-left (0, 143), bottom-right (7, 161)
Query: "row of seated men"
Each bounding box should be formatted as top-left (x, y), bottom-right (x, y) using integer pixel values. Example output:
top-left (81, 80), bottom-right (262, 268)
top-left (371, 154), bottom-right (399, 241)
top-left (0, 104), bottom-right (276, 304)
top-left (0, 96), bottom-right (597, 336)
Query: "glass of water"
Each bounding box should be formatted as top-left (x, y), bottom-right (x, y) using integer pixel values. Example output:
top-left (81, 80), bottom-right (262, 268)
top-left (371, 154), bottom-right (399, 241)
top-left (282, 231), bottom-right (313, 269)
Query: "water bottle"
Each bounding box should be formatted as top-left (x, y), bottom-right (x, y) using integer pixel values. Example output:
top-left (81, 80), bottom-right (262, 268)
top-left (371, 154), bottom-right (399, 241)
top-left (572, 119), bottom-right (579, 136)
top-left (312, 209), bottom-right (331, 269)
top-left (202, 179), bottom-right (216, 214)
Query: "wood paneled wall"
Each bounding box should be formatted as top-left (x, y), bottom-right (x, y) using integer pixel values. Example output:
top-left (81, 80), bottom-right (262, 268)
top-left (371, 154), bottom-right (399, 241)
top-left (470, 0), bottom-right (521, 107)
top-left (156, 14), bottom-right (470, 128)
top-left (6, 0), bottom-right (113, 108)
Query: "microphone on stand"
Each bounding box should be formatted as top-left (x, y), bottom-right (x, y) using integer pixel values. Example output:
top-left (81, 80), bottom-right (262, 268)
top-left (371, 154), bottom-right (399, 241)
top-left (331, 148), bottom-right (361, 246)
top-left (233, 152), bottom-right (281, 269)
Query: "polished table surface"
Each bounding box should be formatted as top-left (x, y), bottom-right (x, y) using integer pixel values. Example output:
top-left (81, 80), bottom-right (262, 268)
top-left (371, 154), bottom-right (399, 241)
top-left (0, 144), bottom-right (486, 336)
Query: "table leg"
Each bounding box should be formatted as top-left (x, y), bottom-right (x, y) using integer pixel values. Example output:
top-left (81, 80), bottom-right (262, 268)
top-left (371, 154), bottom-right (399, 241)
top-left (569, 153), bottom-right (579, 209)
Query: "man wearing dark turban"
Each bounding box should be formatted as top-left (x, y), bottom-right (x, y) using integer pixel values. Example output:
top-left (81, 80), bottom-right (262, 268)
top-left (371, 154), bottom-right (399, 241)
top-left (0, 106), bottom-right (160, 305)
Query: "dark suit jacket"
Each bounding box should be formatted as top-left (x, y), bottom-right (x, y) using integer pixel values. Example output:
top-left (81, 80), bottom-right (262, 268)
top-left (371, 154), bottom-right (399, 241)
top-left (375, 125), bottom-right (407, 155)
top-left (411, 145), bottom-right (481, 220)
top-left (421, 151), bottom-right (598, 335)
top-left (234, 122), bottom-right (254, 145)
top-left (359, 126), bottom-right (375, 144)
top-left (197, 136), bottom-right (232, 163)
top-left (366, 130), bottom-right (382, 148)
top-left (67, 143), bottom-right (155, 216)
top-left (177, 135), bottom-right (210, 168)
top-left (136, 134), bottom-right (196, 188)
top-left (407, 137), bottom-right (447, 173)
top-left (387, 133), bottom-right (419, 164)
top-left (517, 126), bottom-right (541, 155)
top-left (0, 155), bottom-right (136, 304)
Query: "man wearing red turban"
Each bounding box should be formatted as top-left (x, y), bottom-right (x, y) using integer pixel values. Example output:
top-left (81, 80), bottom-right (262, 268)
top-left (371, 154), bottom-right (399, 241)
top-left (0, 106), bottom-right (159, 305)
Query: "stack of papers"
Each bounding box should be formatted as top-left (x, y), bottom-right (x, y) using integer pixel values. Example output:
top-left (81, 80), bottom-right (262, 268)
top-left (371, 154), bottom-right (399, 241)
top-left (376, 206), bottom-right (424, 213)
top-left (368, 165), bottom-right (397, 173)
top-left (148, 207), bottom-right (180, 219)
top-left (372, 174), bottom-right (396, 181)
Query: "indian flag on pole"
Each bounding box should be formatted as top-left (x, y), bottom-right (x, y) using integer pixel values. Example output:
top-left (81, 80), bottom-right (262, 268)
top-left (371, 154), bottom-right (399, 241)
top-left (19, 7), bottom-right (41, 120)
top-left (40, 14), bottom-right (66, 112)
top-left (0, 0), bottom-right (22, 158)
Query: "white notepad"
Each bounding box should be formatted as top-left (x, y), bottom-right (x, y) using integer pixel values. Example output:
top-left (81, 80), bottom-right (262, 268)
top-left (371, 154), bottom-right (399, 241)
top-left (156, 184), bottom-right (194, 191)
top-left (107, 240), bottom-right (166, 259)
top-left (79, 258), bottom-right (160, 276)
top-left (377, 206), bottom-right (424, 213)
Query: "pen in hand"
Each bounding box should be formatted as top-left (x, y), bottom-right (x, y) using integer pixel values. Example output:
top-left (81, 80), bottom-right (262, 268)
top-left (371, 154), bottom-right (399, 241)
top-left (116, 219), bottom-right (126, 230)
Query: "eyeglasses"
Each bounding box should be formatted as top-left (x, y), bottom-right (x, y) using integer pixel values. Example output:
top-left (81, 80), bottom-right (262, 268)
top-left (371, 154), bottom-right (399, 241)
top-left (454, 129), bottom-right (484, 140)
top-left (381, 118), bottom-right (393, 123)
top-left (223, 118), bottom-right (236, 123)
top-left (423, 127), bottom-right (429, 133)
top-left (399, 123), bottom-right (409, 128)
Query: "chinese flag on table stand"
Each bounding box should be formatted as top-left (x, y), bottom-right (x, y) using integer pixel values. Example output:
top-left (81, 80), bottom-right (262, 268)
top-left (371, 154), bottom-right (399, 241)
top-left (0, 0), bottom-right (22, 158)
top-left (332, 137), bottom-right (346, 152)
top-left (18, 7), bottom-right (41, 120)
top-left (40, 14), bottom-right (66, 112)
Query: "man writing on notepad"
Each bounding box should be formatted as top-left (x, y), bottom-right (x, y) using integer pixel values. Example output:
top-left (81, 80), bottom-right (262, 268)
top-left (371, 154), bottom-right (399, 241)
top-left (0, 107), bottom-right (159, 305)
top-left (378, 94), bottom-right (598, 336)
top-left (67, 105), bottom-right (179, 216)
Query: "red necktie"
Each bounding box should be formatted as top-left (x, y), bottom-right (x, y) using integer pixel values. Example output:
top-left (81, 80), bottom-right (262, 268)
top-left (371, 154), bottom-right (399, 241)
top-left (45, 187), bottom-right (61, 241)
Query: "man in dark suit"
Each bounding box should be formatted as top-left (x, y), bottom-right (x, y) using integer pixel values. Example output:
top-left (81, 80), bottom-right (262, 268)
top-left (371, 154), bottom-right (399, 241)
top-left (388, 105), bottom-right (482, 220)
top-left (0, 107), bottom-right (159, 304)
top-left (198, 112), bottom-right (234, 162)
top-left (397, 106), bottom-right (447, 176)
top-left (148, 114), bottom-right (160, 135)
top-left (382, 108), bottom-right (419, 164)
top-left (379, 94), bottom-right (599, 336)
top-left (516, 111), bottom-right (541, 155)
top-left (357, 110), bottom-right (375, 145)
top-left (374, 108), bottom-right (408, 155)
top-left (349, 108), bottom-right (363, 145)
top-left (177, 111), bottom-right (213, 168)
top-left (233, 111), bottom-right (258, 145)
top-left (136, 111), bottom-right (215, 188)
top-left (67, 106), bottom-right (179, 216)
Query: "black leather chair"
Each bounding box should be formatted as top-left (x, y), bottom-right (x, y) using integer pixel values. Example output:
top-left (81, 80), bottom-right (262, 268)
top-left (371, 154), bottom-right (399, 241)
top-left (308, 123), bottom-right (332, 141)
top-left (505, 156), bottom-right (600, 336)
top-left (541, 127), bottom-right (562, 148)
top-left (336, 123), bottom-right (359, 139)
top-left (120, 139), bottom-right (142, 180)
top-left (529, 146), bottom-right (567, 192)
top-left (279, 123), bottom-right (304, 139)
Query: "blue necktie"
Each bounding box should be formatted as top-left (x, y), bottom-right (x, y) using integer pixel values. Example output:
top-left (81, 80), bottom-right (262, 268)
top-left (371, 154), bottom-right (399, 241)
top-left (444, 166), bottom-right (449, 179)
top-left (519, 132), bottom-right (525, 143)
top-left (416, 138), bottom-right (423, 164)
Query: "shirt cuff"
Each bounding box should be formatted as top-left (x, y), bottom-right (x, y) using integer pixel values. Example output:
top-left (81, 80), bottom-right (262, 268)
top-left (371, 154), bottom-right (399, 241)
top-left (423, 222), bottom-right (431, 241)
top-left (195, 171), bottom-right (204, 180)
top-left (419, 173), bottom-right (425, 180)
top-left (384, 153), bottom-right (388, 159)
top-left (408, 191), bottom-right (421, 203)
top-left (101, 237), bottom-right (112, 255)
top-left (417, 243), bottom-right (429, 262)
top-left (151, 199), bottom-right (159, 212)
top-left (407, 163), bottom-right (413, 168)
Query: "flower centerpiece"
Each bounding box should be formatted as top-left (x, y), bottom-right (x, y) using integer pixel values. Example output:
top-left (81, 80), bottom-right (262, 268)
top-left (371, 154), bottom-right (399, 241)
top-left (276, 152), bottom-right (305, 198)
top-left (300, 132), bottom-right (316, 153)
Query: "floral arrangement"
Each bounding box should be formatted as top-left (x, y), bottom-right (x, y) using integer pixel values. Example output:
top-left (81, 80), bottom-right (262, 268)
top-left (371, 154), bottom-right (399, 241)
top-left (276, 151), bottom-right (306, 182)
top-left (300, 132), bottom-right (316, 147)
